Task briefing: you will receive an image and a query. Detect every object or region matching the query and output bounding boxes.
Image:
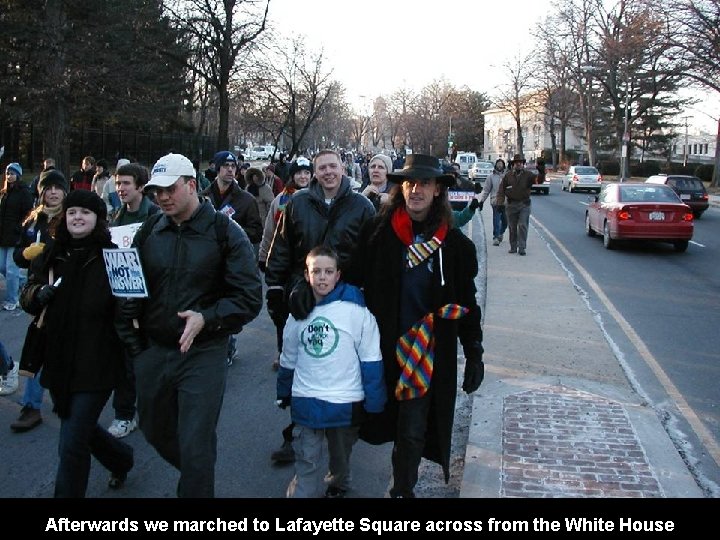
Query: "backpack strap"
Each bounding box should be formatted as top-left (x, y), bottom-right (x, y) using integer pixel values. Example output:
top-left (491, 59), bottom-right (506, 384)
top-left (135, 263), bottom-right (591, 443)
top-left (132, 211), bottom-right (164, 250)
top-left (133, 209), bottom-right (229, 256)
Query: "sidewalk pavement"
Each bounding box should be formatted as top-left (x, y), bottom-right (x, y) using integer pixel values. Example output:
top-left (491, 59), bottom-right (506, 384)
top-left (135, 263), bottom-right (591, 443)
top-left (709, 194), bottom-right (720, 208)
top-left (460, 205), bottom-right (702, 497)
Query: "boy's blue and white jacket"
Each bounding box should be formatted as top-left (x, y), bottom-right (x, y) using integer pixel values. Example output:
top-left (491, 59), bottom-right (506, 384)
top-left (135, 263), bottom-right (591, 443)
top-left (277, 282), bottom-right (386, 429)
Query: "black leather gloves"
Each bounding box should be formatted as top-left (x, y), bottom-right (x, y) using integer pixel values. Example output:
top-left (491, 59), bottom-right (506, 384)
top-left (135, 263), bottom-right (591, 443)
top-left (470, 198), bottom-right (483, 212)
top-left (266, 288), bottom-right (285, 320)
top-left (35, 285), bottom-right (57, 307)
top-left (288, 280), bottom-right (315, 321)
top-left (276, 396), bottom-right (291, 409)
top-left (462, 355), bottom-right (485, 394)
top-left (119, 298), bottom-right (144, 320)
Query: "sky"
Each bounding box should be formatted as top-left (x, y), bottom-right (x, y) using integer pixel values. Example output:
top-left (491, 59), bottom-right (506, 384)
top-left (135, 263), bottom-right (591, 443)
top-left (266, 0), bottom-right (719, 134)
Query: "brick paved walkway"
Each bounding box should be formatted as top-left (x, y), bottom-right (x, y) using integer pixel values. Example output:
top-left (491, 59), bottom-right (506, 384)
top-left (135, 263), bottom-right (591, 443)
top-left (502, 386), bottom-right (664, 498)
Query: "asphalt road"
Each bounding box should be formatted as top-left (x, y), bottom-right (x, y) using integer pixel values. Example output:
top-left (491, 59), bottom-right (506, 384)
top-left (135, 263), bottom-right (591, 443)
top-left (0, 284), bottom-right (393, 498)
top-left (527, 177), bottom-right (720, 495)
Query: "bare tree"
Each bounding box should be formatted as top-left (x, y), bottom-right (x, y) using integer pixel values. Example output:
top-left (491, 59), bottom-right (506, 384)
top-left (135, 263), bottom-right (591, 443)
top-left (667, 0), bottom-right (720, 186)
top-left (546, 0), bottom-right (599, 167)
top-left (164, 0), bottom-right (270, 150)
top-left (246, 38), bottom-right (339, 158)
top-left (407, 80), bottom-right (454, 156)
top-left (491, 52), bottom-right (537, 156)
top-left (590, 0), bottom-right (689, 178)
top-left (385, 87), bottom-right (415, 154)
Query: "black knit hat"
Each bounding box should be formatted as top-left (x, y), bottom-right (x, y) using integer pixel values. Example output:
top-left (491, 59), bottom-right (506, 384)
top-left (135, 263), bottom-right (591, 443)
top-left (288, 157), bottom-right (313, 178)
top-left (64, 189), bottom-right (107, 220)
top-left (38, 169), bottom-right (69, 194)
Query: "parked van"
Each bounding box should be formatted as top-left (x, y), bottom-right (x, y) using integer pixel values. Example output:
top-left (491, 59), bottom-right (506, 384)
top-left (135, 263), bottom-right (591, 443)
top-left (247, 145), bottom-right (276, 160)
top-left (454, 152), bottom-right (477, 176)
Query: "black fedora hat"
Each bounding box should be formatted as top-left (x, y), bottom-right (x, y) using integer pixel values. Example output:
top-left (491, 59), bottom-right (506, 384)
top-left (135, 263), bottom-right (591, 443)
top-left (510, 153), bottom-right (526, 164)
top-left (387, 154), bottom-right (455, 187)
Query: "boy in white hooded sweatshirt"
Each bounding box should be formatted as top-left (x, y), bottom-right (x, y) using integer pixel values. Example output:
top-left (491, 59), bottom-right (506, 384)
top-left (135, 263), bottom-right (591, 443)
top-left (277, 245), bottom-right (386, 498)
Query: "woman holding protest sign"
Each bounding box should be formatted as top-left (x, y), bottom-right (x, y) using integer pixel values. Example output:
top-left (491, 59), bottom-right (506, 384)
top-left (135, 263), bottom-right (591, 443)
top-left (20, 190), bottom-right (134, 497)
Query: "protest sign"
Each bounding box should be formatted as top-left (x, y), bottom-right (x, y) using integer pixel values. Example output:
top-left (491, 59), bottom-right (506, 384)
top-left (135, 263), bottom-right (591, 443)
top-left (110, 223), bottom-right (143, 248)
top-left (102, 248), bottom-right (148, 298)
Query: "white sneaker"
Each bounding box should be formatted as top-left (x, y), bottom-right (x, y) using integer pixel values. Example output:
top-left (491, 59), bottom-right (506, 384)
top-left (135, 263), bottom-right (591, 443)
top-left (0, 362), bottom-right (19, 396)
top-left (2, 301), bottom-right (18, 311)
top-left (108, 418), bottom-right (137, 438)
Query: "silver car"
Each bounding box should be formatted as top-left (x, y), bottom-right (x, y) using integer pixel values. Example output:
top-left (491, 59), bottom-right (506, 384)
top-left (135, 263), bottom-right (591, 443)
top-left (562, 165), bottom-right (602, 193)
top-left (468, 161), bottom-right (494, 182)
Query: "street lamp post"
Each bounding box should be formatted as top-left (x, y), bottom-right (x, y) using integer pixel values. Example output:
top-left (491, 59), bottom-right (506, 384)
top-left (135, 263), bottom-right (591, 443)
top-left (681, 116), bottom-right (693, 167)
top-left (620, 69), bottom-right (630, 182)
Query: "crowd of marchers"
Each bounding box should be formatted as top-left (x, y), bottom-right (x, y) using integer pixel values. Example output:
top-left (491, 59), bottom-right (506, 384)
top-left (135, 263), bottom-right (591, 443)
top-left (0, 147), bottom-right (495, 498)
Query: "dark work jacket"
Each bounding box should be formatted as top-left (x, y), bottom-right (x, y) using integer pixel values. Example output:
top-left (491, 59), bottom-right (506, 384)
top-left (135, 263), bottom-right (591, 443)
top-left (265, 176), bottom-right (375, 292)
top-left (497, 168), bottom-right (535, 205)
top-left (130, 199), bottom-right (262, 349)
top-left (0, 182), bottom-right (33, 247)
top-left (346, 215), bottom-right (483, 480)
top-left (201, 180), bottom-right (263, 244)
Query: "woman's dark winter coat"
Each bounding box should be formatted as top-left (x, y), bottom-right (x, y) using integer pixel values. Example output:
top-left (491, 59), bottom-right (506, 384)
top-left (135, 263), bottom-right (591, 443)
top-left (0, 181), bottom-right (33, 246)
top-left (20, 237), bottom-right (126, 417)
top-left (347, 215), bottom-right (483, 480)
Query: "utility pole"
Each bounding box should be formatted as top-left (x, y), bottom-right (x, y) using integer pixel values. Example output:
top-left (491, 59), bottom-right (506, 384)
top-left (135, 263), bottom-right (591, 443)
top-left (620, 69), bottom-right (630, 182)
top-left (681, 116), bottom-right (693, 167)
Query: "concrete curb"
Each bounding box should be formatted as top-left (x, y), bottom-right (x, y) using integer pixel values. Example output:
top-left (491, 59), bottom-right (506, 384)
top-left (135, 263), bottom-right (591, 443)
top-left (460, 202), bottom-right (703, 498)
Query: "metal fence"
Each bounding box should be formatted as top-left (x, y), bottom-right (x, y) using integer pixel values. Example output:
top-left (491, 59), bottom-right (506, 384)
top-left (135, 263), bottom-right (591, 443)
top-left (1, 122), bottom-right (219, 173)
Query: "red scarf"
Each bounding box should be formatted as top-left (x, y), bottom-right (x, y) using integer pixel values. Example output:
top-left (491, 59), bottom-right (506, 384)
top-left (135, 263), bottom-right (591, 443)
top-left (391, 207), bottom-right (448, 268)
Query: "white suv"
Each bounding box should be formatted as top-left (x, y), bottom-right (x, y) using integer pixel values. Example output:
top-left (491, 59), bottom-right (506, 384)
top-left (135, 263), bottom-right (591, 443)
top-left (247, 145), bottom-right (275, 160)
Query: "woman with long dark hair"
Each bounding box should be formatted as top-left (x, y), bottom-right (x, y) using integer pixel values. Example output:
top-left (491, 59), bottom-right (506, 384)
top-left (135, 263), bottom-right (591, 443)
top-left (20, 190), bottom-right (134, 497)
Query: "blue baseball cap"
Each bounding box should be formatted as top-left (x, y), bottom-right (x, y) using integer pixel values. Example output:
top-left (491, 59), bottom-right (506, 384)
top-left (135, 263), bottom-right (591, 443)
top-left (213, 151), bottom-right (238, 169)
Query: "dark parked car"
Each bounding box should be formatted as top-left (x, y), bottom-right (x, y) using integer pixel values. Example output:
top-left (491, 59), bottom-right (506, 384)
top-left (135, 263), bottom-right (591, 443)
top-left (645, 175), bottom-right (709, 219)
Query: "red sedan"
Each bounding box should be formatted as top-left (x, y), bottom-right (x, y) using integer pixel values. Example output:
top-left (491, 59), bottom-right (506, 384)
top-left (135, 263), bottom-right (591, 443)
top-left (585, 183), bottom-right (694, 252)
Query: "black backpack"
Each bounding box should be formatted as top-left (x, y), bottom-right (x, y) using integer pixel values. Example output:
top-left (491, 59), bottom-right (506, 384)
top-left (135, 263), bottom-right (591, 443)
top-left (133, 210), bottom-right (230, 256)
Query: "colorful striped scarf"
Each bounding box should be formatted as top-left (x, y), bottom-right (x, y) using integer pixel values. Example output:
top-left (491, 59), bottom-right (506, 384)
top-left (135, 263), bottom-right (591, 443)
top-left (395, 303), bottom-right (469, 400)
top-left (391, 207), bottom-right (448, 268)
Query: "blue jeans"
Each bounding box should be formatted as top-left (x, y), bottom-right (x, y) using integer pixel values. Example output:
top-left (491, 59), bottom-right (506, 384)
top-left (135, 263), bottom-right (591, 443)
top-left (21, 371), bottom-right (45, 409)
top-left (134, 339), bottom-right (227, 498)
top-left (54, 390), bottom-right (134, 497)
top-left (491, 204), bottom-right (508, 239)
top-left (0, 247), bottom-right (21, 304)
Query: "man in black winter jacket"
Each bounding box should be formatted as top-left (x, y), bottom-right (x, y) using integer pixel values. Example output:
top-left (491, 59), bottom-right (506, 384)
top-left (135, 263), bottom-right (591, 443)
top-left (118, 153), bottom-right (262, 497)
top-left (264, 149), bottom-right (376, 470)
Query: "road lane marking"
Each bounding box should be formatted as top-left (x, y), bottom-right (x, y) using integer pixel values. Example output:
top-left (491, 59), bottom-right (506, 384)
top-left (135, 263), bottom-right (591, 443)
top-left (531, 215), bottom-right (720, 469)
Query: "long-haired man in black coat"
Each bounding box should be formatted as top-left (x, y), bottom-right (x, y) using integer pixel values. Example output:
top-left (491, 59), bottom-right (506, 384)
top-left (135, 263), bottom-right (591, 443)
top-left (347, 154), bottom-right (485, 498)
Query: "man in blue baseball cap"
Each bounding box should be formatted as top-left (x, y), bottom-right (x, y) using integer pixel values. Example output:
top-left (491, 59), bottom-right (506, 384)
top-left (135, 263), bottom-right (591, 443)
top-left (200, 151), bottom-right (263, 366)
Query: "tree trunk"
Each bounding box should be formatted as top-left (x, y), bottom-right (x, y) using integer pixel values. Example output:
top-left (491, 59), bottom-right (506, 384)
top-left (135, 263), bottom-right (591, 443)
top-left (43, 0), bottom-right (68, 173)
top-left (712, 117), bottom-right (720, 188)
top-left (217, 82), bottom-right (230, 151)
